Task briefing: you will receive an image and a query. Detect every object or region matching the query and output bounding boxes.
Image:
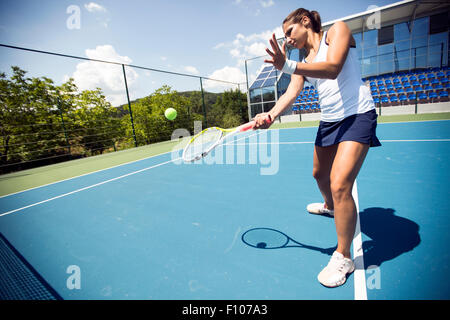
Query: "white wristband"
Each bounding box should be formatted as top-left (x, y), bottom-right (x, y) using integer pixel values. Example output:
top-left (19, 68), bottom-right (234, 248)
top-left (281, 59), bottom-right (297, 74)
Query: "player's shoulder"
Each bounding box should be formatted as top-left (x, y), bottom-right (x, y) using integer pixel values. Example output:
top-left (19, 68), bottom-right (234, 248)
top-left (326, 21), bottom-right (352, 41)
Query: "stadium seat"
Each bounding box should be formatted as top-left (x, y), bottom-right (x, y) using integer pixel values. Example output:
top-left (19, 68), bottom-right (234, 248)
top-left (441, 78), bottom-right (448, 84)
top-left (427, 73), bottom-right (435, 79)
top-left (431, 78), bottom-right (440, 86)
top-left (428, 91), bottom-right (438, 101)
top-left (435, 84), bottom-right (444, 92)
top-left (418, 74), bottom-right (426, 82)
top-left (418, 92), bottom-right (428, 102)
top-left (399, 94), bottom-right (408, 104)
top-left (393, 78), bottom-right (400, 84)
top-left (380, 90), bottom-right (388, 96)
top-left (408, 94), bottom-right (417, 102)
top-left (437, 71), bottom-right (445, 78)
top-left (381, 96), bottom-right (389, 105)
top-left (439, 91), bottom-right (449, 102)
top-left (403, 82), bottom-right (411, 88)
top-left (424, 85), bottom-right (433, 91)
top-left (389, 95), bottom-right (399, 105)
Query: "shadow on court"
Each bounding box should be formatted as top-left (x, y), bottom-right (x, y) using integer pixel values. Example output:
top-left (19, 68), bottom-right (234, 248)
top-left (360, 207), bottom-right (421, 268)
top-left (242, 207), bottom-right (421, 268)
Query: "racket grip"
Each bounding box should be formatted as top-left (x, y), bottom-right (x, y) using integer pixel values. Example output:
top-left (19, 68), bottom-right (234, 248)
top-left (239, 114), bottom-right (273, 132)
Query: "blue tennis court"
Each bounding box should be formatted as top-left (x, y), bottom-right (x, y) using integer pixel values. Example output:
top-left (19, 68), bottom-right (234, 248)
top-left (0, 120), bottom-right (449, 300)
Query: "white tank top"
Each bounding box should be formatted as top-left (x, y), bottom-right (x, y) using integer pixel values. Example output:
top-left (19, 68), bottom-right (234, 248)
top-left (302, 31), bottom-right (375, 122)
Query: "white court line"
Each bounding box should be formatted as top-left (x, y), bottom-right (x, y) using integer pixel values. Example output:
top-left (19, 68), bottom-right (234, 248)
top-left (0, 148), bottom-right (181, 199)
top-left (352, 180), bottom-right (368, 300)
top-left (0, 158), bottom-right (179, 217)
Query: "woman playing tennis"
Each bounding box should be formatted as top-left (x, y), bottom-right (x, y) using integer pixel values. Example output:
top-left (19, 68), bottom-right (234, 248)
top-left (253, 8), bottom-right (381, 287)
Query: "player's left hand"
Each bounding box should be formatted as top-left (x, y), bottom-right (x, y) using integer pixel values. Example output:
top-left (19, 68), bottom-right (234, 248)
top-left (264, 33), bottom-right (287, 71)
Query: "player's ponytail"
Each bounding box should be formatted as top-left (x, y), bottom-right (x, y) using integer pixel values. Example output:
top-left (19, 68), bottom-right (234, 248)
top-left (283, 8), bottom-right (322, 33)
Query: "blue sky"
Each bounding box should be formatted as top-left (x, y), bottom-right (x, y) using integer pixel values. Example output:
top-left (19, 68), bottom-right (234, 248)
top-left (0, 0), bottom-right (399, 105)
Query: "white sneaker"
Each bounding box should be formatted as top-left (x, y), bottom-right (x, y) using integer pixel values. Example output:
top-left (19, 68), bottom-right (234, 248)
top-left (306, 203), bottom-right (334, 216)
top-left (318, 251), bottom-right (355, 288)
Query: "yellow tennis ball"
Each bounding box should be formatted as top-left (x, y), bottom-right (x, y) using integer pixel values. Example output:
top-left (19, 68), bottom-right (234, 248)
top-left (164, 108), bottom-right (177, 121)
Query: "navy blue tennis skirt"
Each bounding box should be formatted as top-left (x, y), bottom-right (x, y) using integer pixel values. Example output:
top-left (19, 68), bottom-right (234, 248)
top-left (315, 109), bottom-right (382, 147)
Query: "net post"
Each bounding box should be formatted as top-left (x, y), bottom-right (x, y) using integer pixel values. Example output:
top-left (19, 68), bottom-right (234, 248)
top-left (122, 64), bottom-right (138, 147)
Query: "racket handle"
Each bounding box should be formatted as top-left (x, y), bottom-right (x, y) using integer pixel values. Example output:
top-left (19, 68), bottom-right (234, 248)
top-left (238, 114), bottom-right (273, 132)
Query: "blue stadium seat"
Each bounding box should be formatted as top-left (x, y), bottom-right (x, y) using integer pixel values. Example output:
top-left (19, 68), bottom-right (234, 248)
top-left (408, 94), bottom-right (417, 101)
top-left (381, 96), bottom-right (389, 104)
top-left (396, 88), bottom-right (405, 94)
top-left (399, 94), bottom-right (408, 103)
top-left (439, 91), bottom-right (449, 101)
top-left (401, 77), bottom-right (409, 83)
top-left (372, 91), bottom-right (379, 97)
top-left (431, 78), bottom-right (440, 86)
top-left (390, 96), bottom-right (398, 104)
top-left (393, 78), bottom-right (400, 84)
top-left (385, 79), bottom-right (392, 85)
top-left (418, 74), bottom-right (426, 82)
top-left (394, 83), bottom-right (403, 90)
top-left (403, 82), bottom-right (411, 88)
top-left (424, 85), bottom-right (433, 91)
top-left (387, 84), bottom-right (394, 90)
top-left (418, 93), bottom-right (428, 101)
top-left (427, 73), bottom-right (435, 79)
top-left (405, 87), bottom-right (414, 94)
top-left (373, 97), bottom-right (380, 104)
top-left (437, 71), bottom-right (445, 78)
top-left (429, 91), bottom-right (438, 100)
top-left (441, 78), bottom-right (448, 84)
top-left (379, 90), bottom-right (388, 96)
top-left (409, 75), bottom-right (417, 81)
top-left (435, 84), bottom-right (444, 91)
top-left (378, 85), bottom-right (386, 91)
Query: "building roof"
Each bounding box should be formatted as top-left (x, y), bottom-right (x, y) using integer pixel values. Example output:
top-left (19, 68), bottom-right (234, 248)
top-left (323, 0), bottom-right (450, 33)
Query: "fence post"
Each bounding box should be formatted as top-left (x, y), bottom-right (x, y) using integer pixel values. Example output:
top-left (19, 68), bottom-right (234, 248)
top-left (122, 64), bottom-right (138, 147)
top-left (199, 77), bottom-right (207, 128)
top-left (57, 97), bottom-right (71, 154)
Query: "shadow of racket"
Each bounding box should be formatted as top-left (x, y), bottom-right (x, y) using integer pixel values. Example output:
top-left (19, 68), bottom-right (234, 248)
top-left (242, 227), bottom-right (335, 255)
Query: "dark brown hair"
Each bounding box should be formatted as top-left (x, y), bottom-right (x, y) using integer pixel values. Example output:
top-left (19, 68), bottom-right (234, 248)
top-left (283, 8), bottom-right (322, 33)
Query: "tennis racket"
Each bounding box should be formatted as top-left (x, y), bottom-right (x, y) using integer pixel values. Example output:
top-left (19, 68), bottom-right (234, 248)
top-left (182, 115), bottom-right (272, 162)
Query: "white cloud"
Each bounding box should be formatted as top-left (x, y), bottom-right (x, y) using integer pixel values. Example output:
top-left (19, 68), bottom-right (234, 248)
top-left (67, 45), bottom-right (138, 106)
top-left (260, 0), bottom-right (274, 8)
top-left (203, 66), bottom-right (246, 91)
top-left (84, 2), bottom-right (106, 12)
top-left (184, 66), bottom-right (199, 75)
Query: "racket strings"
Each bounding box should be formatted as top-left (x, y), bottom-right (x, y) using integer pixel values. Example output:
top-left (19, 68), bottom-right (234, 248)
top-left (183, 127), bottom-right (223, 161)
